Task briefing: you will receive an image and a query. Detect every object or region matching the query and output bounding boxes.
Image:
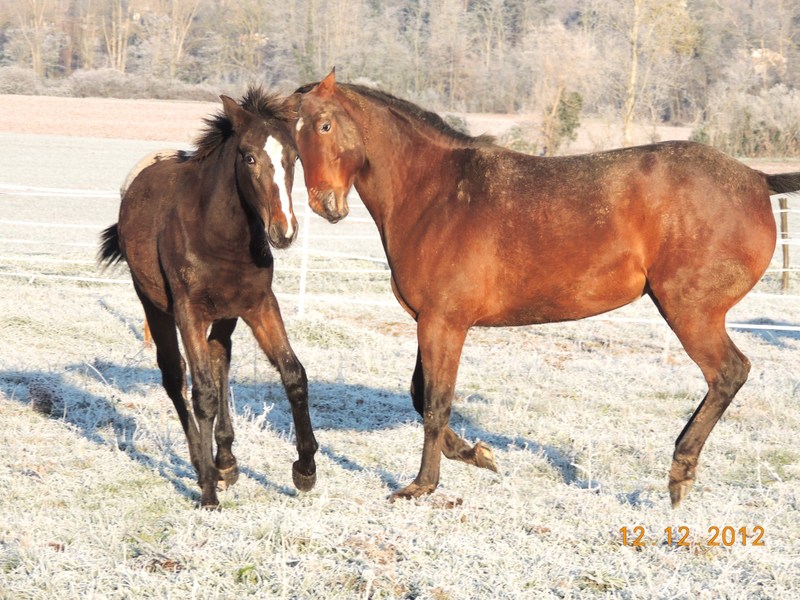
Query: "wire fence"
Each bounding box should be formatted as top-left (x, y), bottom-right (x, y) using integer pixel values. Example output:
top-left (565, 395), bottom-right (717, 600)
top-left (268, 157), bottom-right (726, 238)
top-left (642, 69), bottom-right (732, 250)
top-left (1, 183), bottom-right (798, 335)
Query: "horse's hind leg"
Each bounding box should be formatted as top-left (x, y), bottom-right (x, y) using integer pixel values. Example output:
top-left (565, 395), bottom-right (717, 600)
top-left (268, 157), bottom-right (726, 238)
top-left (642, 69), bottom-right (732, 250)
top-left (172, 306), bottom-right (225, 508)
top-left (648, 292), bottom-right (751, 507)
top-left (670, 333), bottom-right (749, 506)
top-left (244, 292), bottom-right (317, 491)
top-left (208, 318), bottom-right (238, 490)
top-left (135, 291), bottom-right (203, 481)
top-left (410, 347), bottom-right (497, 472)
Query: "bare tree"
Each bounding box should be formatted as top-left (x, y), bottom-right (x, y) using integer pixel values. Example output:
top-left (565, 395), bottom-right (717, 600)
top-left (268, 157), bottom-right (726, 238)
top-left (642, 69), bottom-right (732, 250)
top-left (400, 0), bottom-right (429, 97)
top-left (100, 0), bottom-right (136, 72)
top-left (9, 0), bottom-right (64, 77)
top-left (4, 0), bottom-right (800, 154)
top-left (63, 0), bottom-right (100, 71)
top-left (589, 0), bottom-right (697, 145)
top-left (134, 0), bottom-right (202, 78)
top-left (425, 0), bottom-right (471, 108)
top-left (523, 21), bottom-right (602, 154)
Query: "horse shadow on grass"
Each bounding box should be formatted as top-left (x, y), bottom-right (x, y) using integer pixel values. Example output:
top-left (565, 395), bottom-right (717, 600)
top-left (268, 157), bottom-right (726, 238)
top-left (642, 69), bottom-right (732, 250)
top-left (1, 362), bottom-right (591, 506)
top-left (0, 366), bottom-right (198, 503)
top-left (735, 318), bottom-right (800, 349)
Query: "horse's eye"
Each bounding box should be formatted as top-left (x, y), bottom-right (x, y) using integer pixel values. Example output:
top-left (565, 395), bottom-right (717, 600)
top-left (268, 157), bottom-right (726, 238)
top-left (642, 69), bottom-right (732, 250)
top-left (245, 155), bottom-right (256, 165)
top-left (320, 121), bottom-right (332, 133)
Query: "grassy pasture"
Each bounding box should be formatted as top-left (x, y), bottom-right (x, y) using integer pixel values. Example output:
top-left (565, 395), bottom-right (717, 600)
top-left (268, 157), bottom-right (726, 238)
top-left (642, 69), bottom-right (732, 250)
top-left (1, 130), bottom-right (799, 599)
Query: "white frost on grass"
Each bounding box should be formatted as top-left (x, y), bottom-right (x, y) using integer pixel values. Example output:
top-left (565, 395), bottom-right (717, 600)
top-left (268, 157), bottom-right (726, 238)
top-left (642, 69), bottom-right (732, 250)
top-left (1, 133), bottom-right (799, 598)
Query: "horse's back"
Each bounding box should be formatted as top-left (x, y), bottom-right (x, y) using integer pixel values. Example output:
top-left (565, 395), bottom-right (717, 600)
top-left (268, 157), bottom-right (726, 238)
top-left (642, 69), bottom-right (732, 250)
top-left (119, 149), bottom-right (183, 197)
top-left (486, 141), bottom-right (776, 261)
top-left (454, 141), bottom-right (775, 325)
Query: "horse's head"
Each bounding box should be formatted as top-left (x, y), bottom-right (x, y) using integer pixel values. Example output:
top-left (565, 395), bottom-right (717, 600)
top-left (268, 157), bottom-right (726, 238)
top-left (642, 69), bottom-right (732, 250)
top-left (221, 95), bottom-right (298, 249)
top-left (292, 69), bottom-right (366, 223)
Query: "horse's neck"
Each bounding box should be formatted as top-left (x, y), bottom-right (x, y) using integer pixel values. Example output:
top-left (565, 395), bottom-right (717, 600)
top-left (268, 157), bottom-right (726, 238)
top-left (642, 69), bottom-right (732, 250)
top-left (193, 155), bottom-right (250, 244)
top-left (355, 124), bottom-right (461, 230)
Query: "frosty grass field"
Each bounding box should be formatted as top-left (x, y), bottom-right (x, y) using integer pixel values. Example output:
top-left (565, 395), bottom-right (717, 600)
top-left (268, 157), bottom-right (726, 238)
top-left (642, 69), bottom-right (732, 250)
top-left (1, 106), bottom-right (799, 598)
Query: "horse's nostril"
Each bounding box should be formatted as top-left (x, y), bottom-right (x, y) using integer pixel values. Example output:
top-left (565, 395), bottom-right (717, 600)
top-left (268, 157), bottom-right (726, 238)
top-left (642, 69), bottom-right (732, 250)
top-left (322, 191), bottom-right (337, 212)
top-left (268, 222), bottom-right (295, 249)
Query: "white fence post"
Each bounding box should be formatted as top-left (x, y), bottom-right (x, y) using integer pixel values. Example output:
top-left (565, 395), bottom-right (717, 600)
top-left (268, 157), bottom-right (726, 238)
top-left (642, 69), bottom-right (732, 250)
top-left (297, 205), bottom-right (312, 319)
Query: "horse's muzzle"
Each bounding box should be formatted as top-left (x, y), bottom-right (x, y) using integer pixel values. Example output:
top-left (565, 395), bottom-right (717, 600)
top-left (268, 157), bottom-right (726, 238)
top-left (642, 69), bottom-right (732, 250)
top-left (313, 189), bottom-right (349, 223)
top-left (268, 222), bottom-right (297, 249)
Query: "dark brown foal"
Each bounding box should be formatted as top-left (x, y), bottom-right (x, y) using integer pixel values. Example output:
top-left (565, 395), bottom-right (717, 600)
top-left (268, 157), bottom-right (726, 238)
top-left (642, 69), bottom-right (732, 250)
top-left (100, 88), bottom-right (316, 508)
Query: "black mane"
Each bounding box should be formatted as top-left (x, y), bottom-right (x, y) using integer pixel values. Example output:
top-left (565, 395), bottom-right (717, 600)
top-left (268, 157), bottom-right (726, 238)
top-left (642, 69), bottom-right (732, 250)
top-left (240, 86), bottom-right (293, 122)
top-left (193, 86), bottom-right (289, 161)
top-left (294, 81), bottom-right (494, 147)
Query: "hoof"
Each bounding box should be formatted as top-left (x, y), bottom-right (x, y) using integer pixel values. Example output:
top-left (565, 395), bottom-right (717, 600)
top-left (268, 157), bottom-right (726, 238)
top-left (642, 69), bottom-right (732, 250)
top-left (474, 441), bottom-right (498, 472)
top-left (199, 488), bottom-right (220, 509)
top-left (668, 478), bottom-right (694, 508)
top-left (217, 464), bottom-right (239, 491)
top-left (292, 461), bottom-right (316, 492)
top-left (669, 456), bottom-right (697, 508)
top-left (389, 481), bottom-right (436, 502)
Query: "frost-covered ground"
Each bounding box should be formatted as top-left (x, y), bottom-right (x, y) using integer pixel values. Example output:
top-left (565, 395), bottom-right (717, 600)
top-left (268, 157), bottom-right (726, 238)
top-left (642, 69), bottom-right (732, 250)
top-left (1, 99), bottom-right (799, 598)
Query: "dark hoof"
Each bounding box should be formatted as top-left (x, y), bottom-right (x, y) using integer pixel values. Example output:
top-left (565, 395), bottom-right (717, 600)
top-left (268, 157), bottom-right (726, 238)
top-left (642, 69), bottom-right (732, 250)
top-left (217, 464), bottom-right (239, 491)
top-left (292, 461), bottom-right (316, 491)
top-left (199, 488), bottom-right (220, 510)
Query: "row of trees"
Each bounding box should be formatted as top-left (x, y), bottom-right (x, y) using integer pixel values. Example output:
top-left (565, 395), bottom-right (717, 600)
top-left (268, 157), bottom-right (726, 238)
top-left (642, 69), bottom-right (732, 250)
top-left (2, 0), bottom-right (800, 155)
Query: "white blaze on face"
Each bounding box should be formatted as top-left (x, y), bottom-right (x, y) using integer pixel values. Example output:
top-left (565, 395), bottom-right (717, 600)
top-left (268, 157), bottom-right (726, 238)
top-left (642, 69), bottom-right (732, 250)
top-left (264, 136), bottom-right (294, 238)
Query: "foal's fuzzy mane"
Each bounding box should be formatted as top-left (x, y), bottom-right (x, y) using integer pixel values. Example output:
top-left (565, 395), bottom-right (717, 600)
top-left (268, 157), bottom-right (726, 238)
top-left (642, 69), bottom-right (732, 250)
top-left (192, 86), bottom-right (290, 161)
top-left (295, 81), bottom-right (494, 147)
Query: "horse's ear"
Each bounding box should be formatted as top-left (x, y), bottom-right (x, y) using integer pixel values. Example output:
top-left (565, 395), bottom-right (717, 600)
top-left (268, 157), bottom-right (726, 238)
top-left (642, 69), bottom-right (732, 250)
top-left (316, 67), bottom-right (336, 97)
top-left (220, 95), bottom-right (245, 131)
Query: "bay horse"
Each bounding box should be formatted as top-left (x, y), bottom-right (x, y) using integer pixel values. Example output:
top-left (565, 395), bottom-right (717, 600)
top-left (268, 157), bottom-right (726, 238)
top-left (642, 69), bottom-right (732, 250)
top-left (293, 70), bottom-right (800, 506)
top-left (99, 88), bottom-right (317, 508)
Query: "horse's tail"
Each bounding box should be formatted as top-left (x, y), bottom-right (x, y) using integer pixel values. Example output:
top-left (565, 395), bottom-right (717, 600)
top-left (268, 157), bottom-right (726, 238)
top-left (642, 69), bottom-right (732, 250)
top-left (98, 224), bottom-right (125, 268)
top-left (764, 171), bottom-right (800, 194)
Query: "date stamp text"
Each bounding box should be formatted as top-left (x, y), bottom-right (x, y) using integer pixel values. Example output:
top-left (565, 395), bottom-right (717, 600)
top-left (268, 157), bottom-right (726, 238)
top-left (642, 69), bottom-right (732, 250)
top-left (619, 525), bottom-right (765, 547)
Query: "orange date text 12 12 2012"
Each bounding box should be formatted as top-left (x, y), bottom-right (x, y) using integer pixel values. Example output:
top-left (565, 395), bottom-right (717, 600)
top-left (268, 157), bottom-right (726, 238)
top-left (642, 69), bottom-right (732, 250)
top-left (619, 525), bottom-right (765, 547)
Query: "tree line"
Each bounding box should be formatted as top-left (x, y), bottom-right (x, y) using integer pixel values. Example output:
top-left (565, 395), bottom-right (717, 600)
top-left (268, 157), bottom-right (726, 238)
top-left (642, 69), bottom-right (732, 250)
top-left (2, 0), bottom-right (800, 156)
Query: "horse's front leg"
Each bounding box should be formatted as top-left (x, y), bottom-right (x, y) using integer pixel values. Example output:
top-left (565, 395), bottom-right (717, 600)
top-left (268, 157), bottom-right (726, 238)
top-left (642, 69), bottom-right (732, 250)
top-left (208, 318), bottom-right (239, 490)
top-left (410, 347), bottom-right (497, 473)
top-left (244, 293), bottom-right (317, 491)
top-left (392, 316), bottom-right (468, 500)
top-left (175, 308), bottom-right (222, 508)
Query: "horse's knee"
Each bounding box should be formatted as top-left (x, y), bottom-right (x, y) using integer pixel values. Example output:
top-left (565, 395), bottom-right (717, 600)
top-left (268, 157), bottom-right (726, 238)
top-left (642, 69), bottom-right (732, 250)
top-left (423, 395), bottom-right (452, 432)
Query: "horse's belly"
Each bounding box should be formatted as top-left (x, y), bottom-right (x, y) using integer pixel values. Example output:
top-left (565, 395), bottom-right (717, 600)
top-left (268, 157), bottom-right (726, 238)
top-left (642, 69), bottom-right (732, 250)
top-left (476, 262), bottom-right (648, 327)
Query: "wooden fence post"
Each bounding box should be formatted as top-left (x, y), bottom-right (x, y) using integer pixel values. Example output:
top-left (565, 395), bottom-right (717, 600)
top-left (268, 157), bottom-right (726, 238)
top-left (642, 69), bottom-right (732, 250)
top-left (779, 197), bottom-right (789, 292)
